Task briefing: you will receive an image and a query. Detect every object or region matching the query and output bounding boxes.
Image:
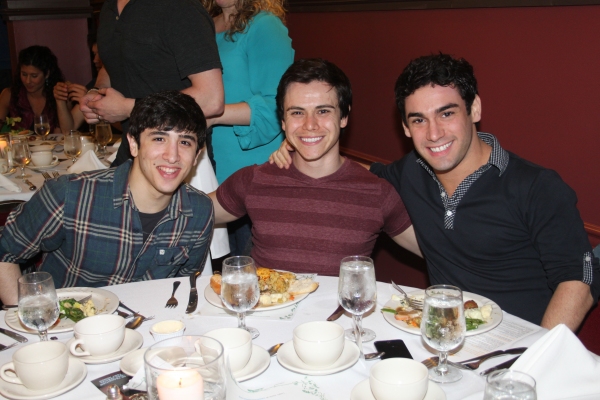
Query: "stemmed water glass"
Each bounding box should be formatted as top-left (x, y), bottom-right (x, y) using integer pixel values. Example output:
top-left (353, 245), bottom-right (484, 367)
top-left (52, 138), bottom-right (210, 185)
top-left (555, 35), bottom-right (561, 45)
top-left (18, 272), bottom-right (60, 341)
top-left (338, 255), bottom-right (377, 356)
top-left (11, 139), bottom-right (31, 180)
top-left (420, 284), bottom-right (466, 383)
top-left (220, 256), bottom-right (260, 338)
top-left (95, 122), bottom-right (112, 157)
top-left (64, 130), bottom-right (82, 164)
top-left (33, 114), bottom-right (50, 138)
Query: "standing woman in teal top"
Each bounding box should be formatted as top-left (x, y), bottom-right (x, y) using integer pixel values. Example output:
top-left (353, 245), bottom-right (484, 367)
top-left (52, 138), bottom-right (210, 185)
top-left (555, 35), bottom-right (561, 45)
top-left (201, 0), bottom-right (294, 255)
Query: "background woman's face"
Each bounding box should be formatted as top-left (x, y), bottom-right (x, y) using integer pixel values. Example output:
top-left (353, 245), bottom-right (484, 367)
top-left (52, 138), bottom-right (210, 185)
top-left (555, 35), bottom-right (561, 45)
top-left (216, 0), bottom-right (236, 10)
top-left (20, 65), bottom-right (47, 94)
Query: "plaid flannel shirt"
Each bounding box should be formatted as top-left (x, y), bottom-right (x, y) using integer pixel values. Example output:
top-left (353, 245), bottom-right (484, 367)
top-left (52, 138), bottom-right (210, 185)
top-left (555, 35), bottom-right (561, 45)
top-left (0, 160), bottom-right (214, 288)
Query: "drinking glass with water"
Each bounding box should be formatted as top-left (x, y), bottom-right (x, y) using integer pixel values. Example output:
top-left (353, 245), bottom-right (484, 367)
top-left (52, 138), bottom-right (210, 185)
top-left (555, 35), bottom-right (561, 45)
top-left (220, 256), bottom-right (260, 338)
top-left (18, 272), bottom-right (60, 341)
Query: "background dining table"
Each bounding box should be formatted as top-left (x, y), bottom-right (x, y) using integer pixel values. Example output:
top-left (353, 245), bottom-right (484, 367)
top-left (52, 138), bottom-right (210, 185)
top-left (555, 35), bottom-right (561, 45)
top-left (0, 276), bottom-right (550, 400)
top-left (0, 157), bottom-right (73, 202)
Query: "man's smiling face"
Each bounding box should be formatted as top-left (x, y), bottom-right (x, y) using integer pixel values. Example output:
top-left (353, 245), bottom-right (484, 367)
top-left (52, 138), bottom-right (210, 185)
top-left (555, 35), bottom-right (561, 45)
top-left (128, 128), bottom-right (200, 202)
top-left (402, 84), bottom-right (481, 177)
top-left (281, 81), bottom-right (348, 167)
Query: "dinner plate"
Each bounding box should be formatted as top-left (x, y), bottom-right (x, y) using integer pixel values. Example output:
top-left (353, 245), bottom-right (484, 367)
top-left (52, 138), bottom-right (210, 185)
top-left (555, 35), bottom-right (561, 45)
top-left (5, 287), bottom-right (119, 334)
top-left (204, 285), bottom-right (310, 312)
top-left (382, 290), bottom-right (503, 336)
top-left (0, 357), bottom-right (86, 400)
top-left (276, 339), bottom-right (359, 376)
top-left (67, 329), bottom-right (143, 364)
top-left (1, 167), bottom-right (16, 176)
top-left (27, 159), bottom-right (59, 171)
top-left (9, 131), bottom-right (33, 139)
top-left (350, 379), bottom-right (446, 400)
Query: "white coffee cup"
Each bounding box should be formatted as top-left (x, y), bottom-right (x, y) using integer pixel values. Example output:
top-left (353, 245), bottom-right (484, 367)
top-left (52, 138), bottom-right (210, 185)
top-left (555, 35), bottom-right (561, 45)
top-left (369, 358), bottom-right (429, 400)
top-left (0, 341), bottom-right (68, 390)
top-left (30, 150), bottom-right (58, 167)
top-left (293, 321), bottom-right (345, 367)
top-left (70, 314), bottom-right (125, 357)
top-left (150, 320), bottom-right (185, 342)
top-left (203, 328), bottom-right (252, 372)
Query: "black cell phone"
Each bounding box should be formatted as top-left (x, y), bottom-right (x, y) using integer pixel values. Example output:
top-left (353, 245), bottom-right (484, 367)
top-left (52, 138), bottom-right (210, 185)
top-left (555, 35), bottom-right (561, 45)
top-left (374, 339), bottom-right (413, 360)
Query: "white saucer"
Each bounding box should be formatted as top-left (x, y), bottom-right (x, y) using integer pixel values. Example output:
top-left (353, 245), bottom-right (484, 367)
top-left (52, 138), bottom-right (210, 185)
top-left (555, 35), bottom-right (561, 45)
top-left (27, 159), bottom-right (59, 171)
top-left (68, 329), bottom-right (143, 364)
top-left (277, 339), bottom-right (359, 376)
top-left (0, 357), bottom-right (86, 400)
top-left (120, 344), bottom-right (270, 382)
top-left (351, 379), bottom-right (446, 400)
top-left (234, 345), bottom-right (270, 382)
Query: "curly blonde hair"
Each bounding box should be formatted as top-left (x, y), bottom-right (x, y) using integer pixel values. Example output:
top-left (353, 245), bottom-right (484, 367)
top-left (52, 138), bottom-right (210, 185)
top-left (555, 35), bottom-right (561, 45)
top-left (202, 0), bottom-right (286, 40)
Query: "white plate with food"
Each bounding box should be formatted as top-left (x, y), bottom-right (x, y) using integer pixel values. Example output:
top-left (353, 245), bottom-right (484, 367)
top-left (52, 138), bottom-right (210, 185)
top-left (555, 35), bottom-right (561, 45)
top-left (382, 290), bottom-right (502, 336)
top-left (5, 287), bottom-right (119, 334)
top-left (205, 268), bottom-right (318, 311)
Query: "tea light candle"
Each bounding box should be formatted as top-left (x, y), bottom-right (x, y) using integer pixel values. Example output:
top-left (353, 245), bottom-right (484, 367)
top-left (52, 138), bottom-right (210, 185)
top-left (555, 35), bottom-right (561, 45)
top-left (0, 140), bottom-right (7, 151)
top-left (156, 369), bottom-right (203, 400)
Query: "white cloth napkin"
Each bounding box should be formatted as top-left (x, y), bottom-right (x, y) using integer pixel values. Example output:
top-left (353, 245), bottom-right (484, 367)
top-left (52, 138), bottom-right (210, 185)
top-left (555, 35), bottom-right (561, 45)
top-left (464, 324), bottom-right (600, 400)
top-left (0, 174), bottom-right (21, 192)
top-left (67, 150), bottom-right (108, 174)
top-left (510, 324), bottom-right (600, 399)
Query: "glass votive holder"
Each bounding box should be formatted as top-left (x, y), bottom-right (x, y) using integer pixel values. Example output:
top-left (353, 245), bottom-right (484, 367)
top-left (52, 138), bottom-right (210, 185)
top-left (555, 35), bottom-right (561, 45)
top-left (483, 369), bottom-right (537, 400)
top-left (144, 335), bottom-right (226, 400)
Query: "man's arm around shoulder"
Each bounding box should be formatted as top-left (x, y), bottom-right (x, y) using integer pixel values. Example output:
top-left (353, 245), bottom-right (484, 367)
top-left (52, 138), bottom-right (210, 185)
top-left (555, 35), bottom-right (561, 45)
top-left (208, 191), bottom-right (240, 225)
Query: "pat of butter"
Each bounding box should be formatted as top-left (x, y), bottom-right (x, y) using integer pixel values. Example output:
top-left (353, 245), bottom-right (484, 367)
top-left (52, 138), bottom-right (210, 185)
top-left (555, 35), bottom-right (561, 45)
top-left (152, 320), bottom-right (184, 334)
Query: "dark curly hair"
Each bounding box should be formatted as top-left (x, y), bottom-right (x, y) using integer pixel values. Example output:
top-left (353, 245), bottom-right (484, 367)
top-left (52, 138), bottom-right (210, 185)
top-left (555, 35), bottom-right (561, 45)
top-left (395, 53), bottom-right (478, 125)
top-left (128, 91), bottom-right (207, 154)
top-left (11, 45), bottom-right (64, 120)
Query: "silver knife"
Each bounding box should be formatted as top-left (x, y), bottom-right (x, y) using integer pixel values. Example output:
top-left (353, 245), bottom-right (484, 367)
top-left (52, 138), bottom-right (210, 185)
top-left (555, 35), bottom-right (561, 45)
top-left (185, 271), bottom-right (201, 314)
top-left (0, 327), bottom-right (28, 343)
top-left (480, 355), bottom-right (521, 376)
top-left (326, 305), bottom-right (345, 321)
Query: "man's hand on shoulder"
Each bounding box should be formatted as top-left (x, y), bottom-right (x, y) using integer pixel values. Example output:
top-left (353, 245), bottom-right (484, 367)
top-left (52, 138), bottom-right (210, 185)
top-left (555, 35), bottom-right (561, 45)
top-left (268, 139), bottom-right (295, 169)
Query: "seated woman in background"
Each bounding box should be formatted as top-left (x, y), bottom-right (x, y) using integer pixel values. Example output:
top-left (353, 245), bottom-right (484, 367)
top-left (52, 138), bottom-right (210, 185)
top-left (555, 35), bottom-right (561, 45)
top-left (0, 45), bottom-right (64, 132)
top-left (201, 0), bottom-right (294, 255)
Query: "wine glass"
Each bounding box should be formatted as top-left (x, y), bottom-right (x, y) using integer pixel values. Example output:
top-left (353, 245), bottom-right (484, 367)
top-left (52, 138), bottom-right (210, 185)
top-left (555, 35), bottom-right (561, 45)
top-left (484, 369), bottom-right (537, 400)
top-left (220, 256), bottom-right (260, 338)
top-left (64, 130), bottom-right (82, 164)
top-left (420, 284), bottom-right (466, 383)
top-left (33, 115), bottom-right (50, 138)
top-left (338, 255), bottom-right (377, 356)
top-left (11, 139), bottom-right (31, 179)
top-left (17, 272), bottom-right (60, 341)
top-left (95, 122), bottom-right (112, 157)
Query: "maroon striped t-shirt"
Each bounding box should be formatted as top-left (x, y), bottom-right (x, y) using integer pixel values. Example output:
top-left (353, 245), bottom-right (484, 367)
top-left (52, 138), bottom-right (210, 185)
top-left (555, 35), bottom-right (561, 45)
top-left (216, 159), bottom-right (411, 276)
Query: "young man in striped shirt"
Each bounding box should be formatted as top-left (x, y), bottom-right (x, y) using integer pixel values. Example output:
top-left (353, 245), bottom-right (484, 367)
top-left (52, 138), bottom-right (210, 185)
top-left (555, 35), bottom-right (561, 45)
top-left (209, 59), bottom-right (420, 276)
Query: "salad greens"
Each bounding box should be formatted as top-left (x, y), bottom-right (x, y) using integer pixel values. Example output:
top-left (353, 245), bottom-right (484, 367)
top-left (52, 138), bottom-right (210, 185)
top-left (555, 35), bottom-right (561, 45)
top-left (59, 298), bottom-right (93, 323)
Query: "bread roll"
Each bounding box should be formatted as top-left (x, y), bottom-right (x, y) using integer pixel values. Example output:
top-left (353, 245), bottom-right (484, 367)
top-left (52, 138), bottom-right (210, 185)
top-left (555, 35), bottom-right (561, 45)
top-left (287, 279), bottom-right (319, 296)
top-left (210, 274), bottom-right (222, 295)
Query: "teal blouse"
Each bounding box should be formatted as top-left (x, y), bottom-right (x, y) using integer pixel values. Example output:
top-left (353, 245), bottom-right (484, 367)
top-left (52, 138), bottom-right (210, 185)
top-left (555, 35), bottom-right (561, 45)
top-left (211, 11), bottom-right (294, 183)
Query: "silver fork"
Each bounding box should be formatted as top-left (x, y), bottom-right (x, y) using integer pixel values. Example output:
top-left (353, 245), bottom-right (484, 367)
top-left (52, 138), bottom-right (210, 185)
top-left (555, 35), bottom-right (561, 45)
top-left (421, 356), bottom-right (470, 370)
top-left (390, 280), bottom-right (423, 309)
top-left (52, 171), bottom-right (59, 178)
top-left (76, 294), bottom-right (92, 304)
top-left (41, 171), bottom-right (51, 180)
top-left (165, 281), bottom-right (181, 308)
top-left (0, 342), bottom-right (18, 352)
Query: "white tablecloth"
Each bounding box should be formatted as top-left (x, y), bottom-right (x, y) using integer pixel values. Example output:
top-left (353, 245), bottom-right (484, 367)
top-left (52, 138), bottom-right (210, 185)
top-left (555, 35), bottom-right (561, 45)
top-left (0, 277), bottom-right (548, 400)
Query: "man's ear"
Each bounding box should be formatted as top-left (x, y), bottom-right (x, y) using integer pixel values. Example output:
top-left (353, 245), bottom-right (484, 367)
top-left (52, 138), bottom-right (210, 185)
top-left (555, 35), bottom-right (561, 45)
top-left (127, 133), bottom-right (139, 157)
top-left (471, 95), bottom-right (482, 123)
top-left (340, 105), bottom-right (350, 129)
top-left (193, 146), bottom-right (204, 167)
top-left (281, 119), bottom-right (286, 133)
top-left (402, 122), bottom-right (412, 138)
